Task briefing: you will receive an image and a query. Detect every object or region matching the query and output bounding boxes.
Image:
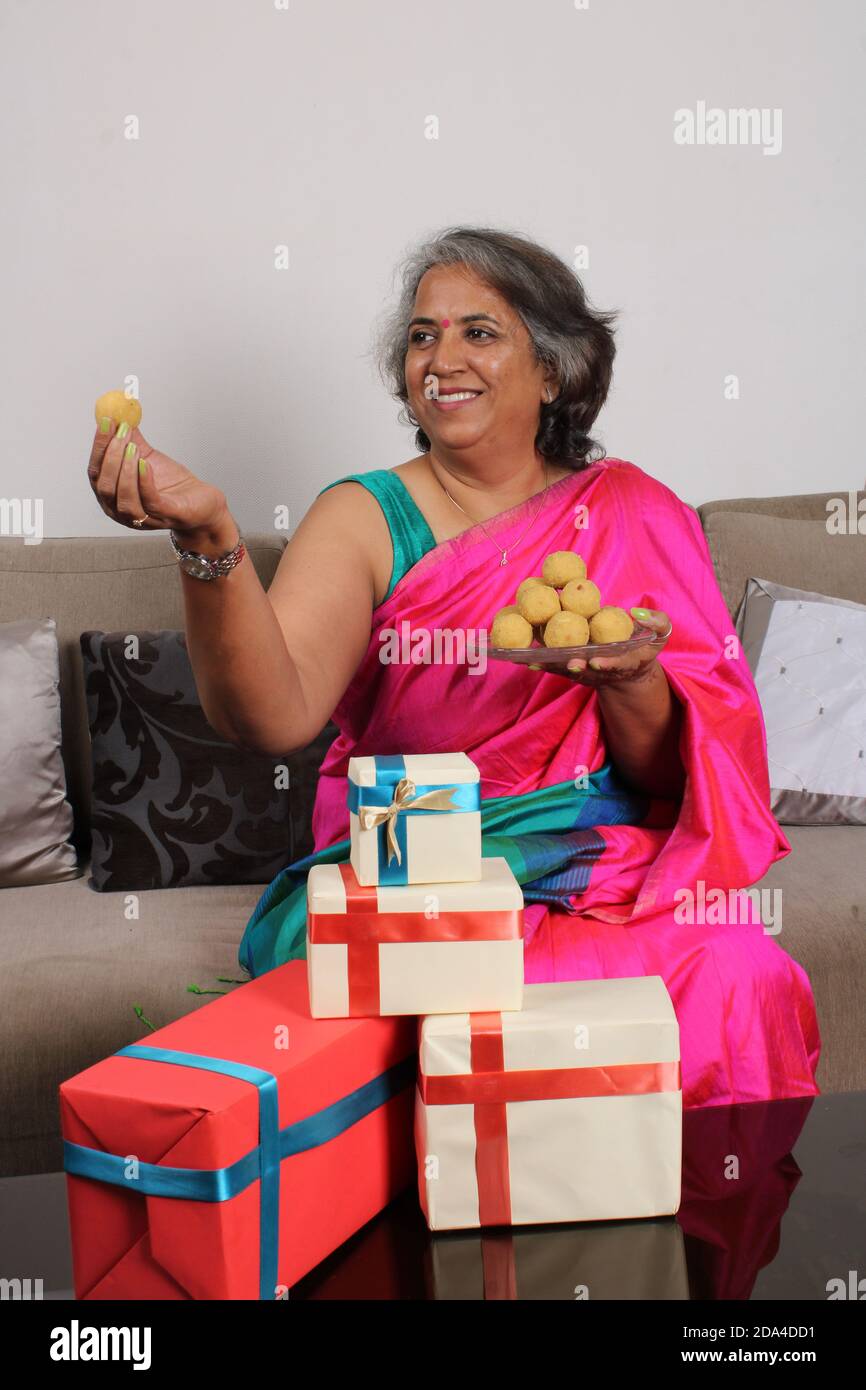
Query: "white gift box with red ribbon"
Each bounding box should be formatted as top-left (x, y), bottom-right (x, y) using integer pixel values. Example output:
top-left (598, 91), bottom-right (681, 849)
top-left (347, 753), bottom-right (482, 887)
top-left (415, 976), bottom-right (682, 1229)
top-left (307, 856), bottom-right (524, 1018)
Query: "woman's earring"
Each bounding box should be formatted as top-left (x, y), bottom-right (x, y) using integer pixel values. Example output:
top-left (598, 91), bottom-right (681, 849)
top-left (545, 386), bottom-right (554, 404)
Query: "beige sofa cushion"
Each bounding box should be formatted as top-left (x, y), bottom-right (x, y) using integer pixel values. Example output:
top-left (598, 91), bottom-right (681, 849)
top-left (701, 511), bottom-right (866, 621)
top-left (698, 491), bottom-right (862, 525)
top-left (751, 825), bottom-right (866, 1098)
top-left (0, 851), bottom-right (269, 1176)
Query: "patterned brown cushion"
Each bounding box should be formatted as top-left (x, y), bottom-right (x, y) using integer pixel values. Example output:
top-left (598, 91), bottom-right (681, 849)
top-left (80, 630), bottom-right (293, 890)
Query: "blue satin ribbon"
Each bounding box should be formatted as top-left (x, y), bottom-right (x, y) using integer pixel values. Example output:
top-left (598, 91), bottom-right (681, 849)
top-left (348, 753), bottom-right (480, 885)
top-left (63, 1045), bottom-right (415, 1300)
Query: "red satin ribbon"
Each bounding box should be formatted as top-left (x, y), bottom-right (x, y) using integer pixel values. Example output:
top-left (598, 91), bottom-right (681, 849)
top-left (420, 1059), bottom-right (683, 1105)
top-left (308, 863), bottom-right (523, 1016)
top-left (470, 1014), bottom-right (512, 1227)
top-left (480, 1231), bottom-right (518, 1300)
top-left (424, 1011), bottom-right (681, 1228)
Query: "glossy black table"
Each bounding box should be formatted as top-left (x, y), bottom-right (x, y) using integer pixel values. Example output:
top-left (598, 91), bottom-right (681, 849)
top-left (291, 1089), bottom-right (866, 1300)
top-left (1, 1089), bottom-right (863, 1300)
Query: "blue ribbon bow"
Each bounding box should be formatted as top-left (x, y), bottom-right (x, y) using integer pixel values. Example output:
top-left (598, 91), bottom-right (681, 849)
top-left (347, 754), bottom-right (480, 885)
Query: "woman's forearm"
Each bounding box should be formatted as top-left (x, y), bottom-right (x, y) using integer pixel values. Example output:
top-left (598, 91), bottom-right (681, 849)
top-left (175, 512), bottom-right (310, 755)
top-left (596, 662), bottom-right (686, 799)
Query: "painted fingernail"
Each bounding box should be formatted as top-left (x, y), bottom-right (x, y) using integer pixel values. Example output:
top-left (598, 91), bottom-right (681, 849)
top-left (589, 658), bottom-right (604, 669)
top-left (98, 416), bottom-right (112, 434)
top-left (138, 458), bottom-right (148, 478)
top-left (632, 607), bottom-right (651, 619)
top-left (117, 421), bottom-right (130, 440)
top-left (123, 441), bottom-right (136, 463)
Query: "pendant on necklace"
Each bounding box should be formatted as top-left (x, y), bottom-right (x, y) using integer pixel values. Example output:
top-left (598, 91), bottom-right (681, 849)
top-left (500, 551), bottom-right (508, 566)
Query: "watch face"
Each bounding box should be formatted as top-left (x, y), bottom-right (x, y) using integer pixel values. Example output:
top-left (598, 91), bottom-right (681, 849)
top-left (185, 556), bottom-right (214, 580)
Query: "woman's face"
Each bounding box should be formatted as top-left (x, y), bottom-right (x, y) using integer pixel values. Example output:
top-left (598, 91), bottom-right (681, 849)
top-left (405, 264), bottom-right (551, 454)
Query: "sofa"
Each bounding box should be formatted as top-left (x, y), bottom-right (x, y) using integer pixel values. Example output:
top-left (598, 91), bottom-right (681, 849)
top-left (1, 488), bottom-right (864, 1178)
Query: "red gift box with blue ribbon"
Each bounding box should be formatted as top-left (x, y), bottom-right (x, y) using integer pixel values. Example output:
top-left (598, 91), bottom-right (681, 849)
top-left (59, 961), bottom-right (416, 1299)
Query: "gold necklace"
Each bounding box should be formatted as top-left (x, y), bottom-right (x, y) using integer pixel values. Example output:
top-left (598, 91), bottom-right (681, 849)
top-left (433, 460), bottom-right (552, 566)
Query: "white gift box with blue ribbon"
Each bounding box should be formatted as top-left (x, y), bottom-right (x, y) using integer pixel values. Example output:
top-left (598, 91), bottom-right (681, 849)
top-left (347, 752), bottom-right (482, 887)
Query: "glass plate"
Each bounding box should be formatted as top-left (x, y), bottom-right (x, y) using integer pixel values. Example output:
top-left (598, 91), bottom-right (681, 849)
top-left (487, 620), bottom-right (658, 668)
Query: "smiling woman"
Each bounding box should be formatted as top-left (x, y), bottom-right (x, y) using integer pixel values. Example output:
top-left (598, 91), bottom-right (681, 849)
top-left (229, 224), bottom-right (822, 1112)
top-left (386, 229), bottom-right (616, 473)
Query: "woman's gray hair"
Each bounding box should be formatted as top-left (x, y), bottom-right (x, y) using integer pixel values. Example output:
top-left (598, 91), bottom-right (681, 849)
top-left (372, 225), bottom-right (619, 469)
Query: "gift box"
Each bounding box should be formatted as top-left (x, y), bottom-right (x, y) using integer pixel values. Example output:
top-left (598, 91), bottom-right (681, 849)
top-left (415, 977), bottom-right (682, 1230)
top-left (348, 752), bottom-right (481, 886)
top-left (60, 962), bottom-right (417, 1299)
top-left (307, 856), bottom-right (524, 1018)
top-left (425, 1219), bottom-right (689, 1299)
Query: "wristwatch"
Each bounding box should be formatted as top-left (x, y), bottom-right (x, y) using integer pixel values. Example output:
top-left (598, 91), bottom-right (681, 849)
top-left (169, 527), bottom-right (246, 581)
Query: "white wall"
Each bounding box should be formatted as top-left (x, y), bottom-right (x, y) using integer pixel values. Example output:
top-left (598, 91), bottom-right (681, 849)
top-left (2, 0), bottom-right (864, 541)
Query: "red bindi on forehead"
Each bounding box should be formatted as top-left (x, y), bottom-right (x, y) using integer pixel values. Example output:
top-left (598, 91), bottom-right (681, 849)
top-left (441, 318), bottom-right (450, 327)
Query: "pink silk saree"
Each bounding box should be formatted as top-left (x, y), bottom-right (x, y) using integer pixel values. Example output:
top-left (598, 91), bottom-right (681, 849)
top-left (242, 457), bottom-right (821, 1111)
